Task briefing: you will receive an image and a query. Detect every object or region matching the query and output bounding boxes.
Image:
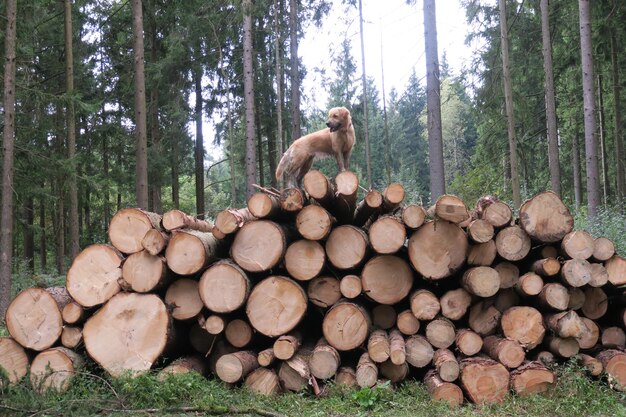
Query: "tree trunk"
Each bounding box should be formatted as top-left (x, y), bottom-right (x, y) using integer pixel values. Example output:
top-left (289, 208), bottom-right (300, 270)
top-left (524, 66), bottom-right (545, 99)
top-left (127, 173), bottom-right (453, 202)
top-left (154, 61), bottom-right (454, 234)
top-left (288, 0), bottom-right (301, 141)
top-left (39, 196), bottom-right (47, 271)
top-left (408, 221), bottom-right (468, 280)
top-left (242, 0), bottom-right (257, 198)
top-left (323, 300), bottom-right (371, 351)
top-left (247, 192), bottom-right (281, 219)
top-left (357, 0), bottom-right (372, 188)
top-left (131, 0), bottom-right (149, 209)
top-left (423, 0), bottom-right (445, 201)
top-left (23, 198), bottom-right (34, 271)
top-left (610, 30), bottom-right (625, 202)
top-left (194, 62), bottom-right (205, 218)
top-left (162, 209), bottom-right (213, 232)
top-left (361, 256), bottom-right (413, 305)
top-left (108, 208), bottom-right (162, 254)
top-left (540, 0), bottom-right (561, 196)
top-left (231, 220), bottom-right (287, 272)
top-left (498, 0), bottom-right (521, 208)
top-left (165, 230), bottom-right (220, 276)
top-left (597, 73), bottom-right (609, 205)
top-left (273, 0), bottom-right (284, 186)
top-left (30, 347), bottom-right (82, 394)
top-left (578, 0), bottom-right (600, 219)
top-left (518, 191), bottom-right (573, 242)
top-left (460, 357), bottom-right (510, 403)
top-left (572, 129), bottom-right (582, 209)
top-left (0, 0), bottom-right (17, 318)
top-left (122, 250), bottom-right (169, 293)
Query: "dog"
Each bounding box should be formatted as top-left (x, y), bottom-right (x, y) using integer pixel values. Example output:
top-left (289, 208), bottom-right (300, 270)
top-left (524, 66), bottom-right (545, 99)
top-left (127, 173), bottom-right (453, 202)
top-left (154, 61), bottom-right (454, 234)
top-left (275, 106), bottom-right (355, 188)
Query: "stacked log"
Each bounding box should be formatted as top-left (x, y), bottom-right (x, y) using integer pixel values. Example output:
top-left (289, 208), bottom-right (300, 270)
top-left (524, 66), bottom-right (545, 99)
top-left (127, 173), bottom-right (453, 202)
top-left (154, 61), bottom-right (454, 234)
top-left (2, 173), bottom-right (626, 405)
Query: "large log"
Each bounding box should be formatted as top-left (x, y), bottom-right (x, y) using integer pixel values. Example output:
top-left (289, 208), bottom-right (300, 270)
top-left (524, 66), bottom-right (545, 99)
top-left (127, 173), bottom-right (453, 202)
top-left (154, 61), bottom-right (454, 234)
top-left (479, 200), bottom-right (512, 228)
top-left (162, 209), bottom-right (212, 232)
top-left (247, 192), bottom-right (282, 220)
top-left (426, 317), bottom-right (456, 349)
top-left (518, 191), bottom-right (574, 242)
top-left (434, 195), bottom-right (470, 224)
top-left (500, 306), bottom-right (545, 349)
top-left (66, 244), bottom-right (124, 307)
top-left (6, 287), bottom-right (64, 351)
top-left (408, 221), bottom-right (468, 280)
top-left (424, 370), bottom-right (463, 407)
top-left (230, 220), bottom-right (287, 272)
top-left (382, 183), bottom-right (405, 211)
top-left (356, 352), bottom-right (378, 388)
top-left (83, 293), bottom-right (171, 377)
top-left (332, 171), bottom-right (359, 223)
top-left (309, 338), bottom-right (340, 380)
top-left (455, 329), bottom-right (483, 356)
top-left (164, 279), bottom-right (203, 320)
top-left (361, 255), bottom-right (413, 305)
top-left (561, 230), bottom-right (594, 260)
top-left (295, 205), bottom-right (334, 241)
top-left (510, 361), bottom-right (556, 396)
top-left (467, 240), bottom-right (497, 266)
top-left (482, 335), bottom-right (525, 369)
top-left (368, 215), bottom-right (406, 254)
top-left (405, 335), bottom-right (434, 368)
top-left (199, 260), bottom-right (250, 313)
top-left (460, 357), bottom-right (510, 403)
top-left (605, 255), bottom-right (626, 286)
top-left (560, 259), bottom-right (592, 287)
top-left (462, 266), bottom-right (500, 297)
top-left (284, 240), bottom-right (326, 281)
top-left (353, 190), bottom-right (383, 227)
top-left (495, 226), bottom-right (531, 261)
top-left (216, 351), bottom-right (259, 383)
top-left (30, 347), bottom-right (83, 394)
top-left (121, 250), bottom-right (169, 293)
top-left (440, 288), bottom-right (471, 321)
top-left (538, 282), bottom-right (570, 311)
top-left (596, 350), bottom-right (626, 391)
top-left (165, 230), bottom-right (220, 275)
top-left (410, 289), bottom-right (440, 321)
top-left (323, 300), bottom-right (371, 351)
top-left (215, 208), bottom-right (256, 235)
top-left (303, 170), bottom-right (334, 206)
top-left (245, 367), bottom-right (281, 396)
top-left (308, 276), bottom-right (341, 308)
top-left (467, 219), bottom-right (495, 243)
top-left (545, 310), bottom-right (588, 339)
top-left (109, 208), bottom-right (163, 254)
top-left (0, 337), bottom-right (29, 387)
top-left (246, 276), bottom-right (307, 337)
top-left (325, 225), bottom-right (369, 270)
top-left (592, 237), bottom-right (615, 261)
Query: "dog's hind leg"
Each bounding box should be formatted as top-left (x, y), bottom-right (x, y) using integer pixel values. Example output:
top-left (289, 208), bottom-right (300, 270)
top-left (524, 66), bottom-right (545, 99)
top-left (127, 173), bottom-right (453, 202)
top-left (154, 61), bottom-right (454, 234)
top-left (296, 157), bottom-right (314, 187)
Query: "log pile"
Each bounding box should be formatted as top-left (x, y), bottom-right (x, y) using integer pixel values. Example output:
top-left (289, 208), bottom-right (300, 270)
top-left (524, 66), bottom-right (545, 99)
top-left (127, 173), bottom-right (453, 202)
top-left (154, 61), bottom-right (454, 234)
top-left (2, 170), bottom-right (626, 406)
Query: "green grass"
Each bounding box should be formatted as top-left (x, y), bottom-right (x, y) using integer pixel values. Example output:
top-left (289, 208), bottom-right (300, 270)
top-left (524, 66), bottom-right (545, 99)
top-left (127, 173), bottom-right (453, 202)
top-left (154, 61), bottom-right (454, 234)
top-left (1, 361), bottom-right (624, 417)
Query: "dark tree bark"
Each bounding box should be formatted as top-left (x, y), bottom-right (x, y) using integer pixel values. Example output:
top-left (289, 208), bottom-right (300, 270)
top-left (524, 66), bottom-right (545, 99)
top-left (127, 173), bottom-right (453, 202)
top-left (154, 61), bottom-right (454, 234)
top-left (572, 129), bottom-right (582, 210)
top-left (132, 0), bottom-right (149, 209)
top-left (610, 30), bottom-right (625, 202)
top-left (243, 0), bottom-right (258, 198)
top-left (358, 0), bottom-right (373, 189)
top-left (289, 0), bottom-right (301, 141)
top-left (23, 198), bottom-right (34, 271)
top-left (64, 0), bottom-right (79, 259)
top-left (540, 0), bottom-right (561, 197)
top-left (194, 60), bottom-right (205, 218)
top-left (499, 0), bottom-right (521, 208)
top-left (273, 0), bottom-right (283, 188)
top-left (147, 9), bottom-right (162, 214)
top-left (597, 73), bottom-right (609, 205)
top-left (424, 0), bottom-right (445, 202)
top-left (39, 195), bottom-right (47, 271)
top-left (578, 0), bottom-right (600, 219)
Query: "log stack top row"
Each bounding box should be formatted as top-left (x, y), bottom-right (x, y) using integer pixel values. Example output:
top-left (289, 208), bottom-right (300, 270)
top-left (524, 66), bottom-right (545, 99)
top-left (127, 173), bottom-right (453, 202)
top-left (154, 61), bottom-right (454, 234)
top-left (2, 169), bottom-right (626, 405)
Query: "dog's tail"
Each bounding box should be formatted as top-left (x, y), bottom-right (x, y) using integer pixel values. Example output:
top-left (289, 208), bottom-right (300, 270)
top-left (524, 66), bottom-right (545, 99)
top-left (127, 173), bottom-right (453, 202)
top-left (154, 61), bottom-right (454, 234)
top-left (275, 148), bottom-right (291, 181)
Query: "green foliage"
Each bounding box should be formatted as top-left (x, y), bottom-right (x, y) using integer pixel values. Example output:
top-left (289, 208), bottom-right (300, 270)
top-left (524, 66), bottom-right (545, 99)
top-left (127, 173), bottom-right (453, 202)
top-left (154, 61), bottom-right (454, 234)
top-left (573, 205), bottom-right (626, 256)
top-left (352, 381), bottom-right (391, 410)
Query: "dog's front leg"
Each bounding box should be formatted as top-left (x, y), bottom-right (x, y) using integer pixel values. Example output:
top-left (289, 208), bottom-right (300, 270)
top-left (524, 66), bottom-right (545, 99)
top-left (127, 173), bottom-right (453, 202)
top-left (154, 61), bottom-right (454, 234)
top-left (343, 149), bottom-right (352, 171)
top-left (335, 152), bottom-right (346, 172)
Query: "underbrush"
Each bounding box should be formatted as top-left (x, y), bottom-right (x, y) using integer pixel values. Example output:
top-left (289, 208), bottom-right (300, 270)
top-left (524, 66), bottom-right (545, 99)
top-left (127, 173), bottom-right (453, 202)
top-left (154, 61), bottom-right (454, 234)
top-left (0, 362), bottom-right (624, 417)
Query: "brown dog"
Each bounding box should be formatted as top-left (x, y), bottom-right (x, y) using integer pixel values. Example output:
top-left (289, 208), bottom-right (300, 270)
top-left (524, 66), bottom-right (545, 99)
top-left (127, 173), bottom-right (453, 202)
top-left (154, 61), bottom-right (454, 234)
top-left (275, 107), bottom-right (355, 188)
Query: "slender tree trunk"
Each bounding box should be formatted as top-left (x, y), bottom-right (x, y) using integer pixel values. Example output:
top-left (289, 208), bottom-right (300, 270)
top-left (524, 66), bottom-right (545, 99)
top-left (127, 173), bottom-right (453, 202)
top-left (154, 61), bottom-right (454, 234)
top-left (23, 198), bottom-right (34, 272)
top-left (256, 112), bottom-right (265, 187)
top-left (39, 196), bottom-right (47, 272)
top-left (1, 0), bottom-right (17, 317)
top-left (132, 0), bottom-right (149, 209)
top-left (578, 0), bottom-right (600, 219)
top-left (289, 0), bottom-right (301, 141)
top-left (243, 0), bottom-right (258, 198)
top-left (596, 73), bottom-right (608, 206)
top-left (55, 179), bottom-right (65, 275)
top-left (64, 0), bottom-right (79, 259)
top-left (194, 62), bottom-right (205, 218)
top-left (572, 129), bottom-right (582, 210)
top-left (610, 31), bottom-right (625, 202)
top-left (102, 115), bottom-right (110, 235)
top-left (171, 133), bottom-right (180, 209)
top-left (148, 15), bottom-right (162, 214)
top-left (499, 0), bottom-right (521, 208)
top-left (424, 0), bottom-right (445, 202)
top-left (274, 0), bottom-right (284, 182)
top-left (380, 28), bottom-right (391, 184)
top-left (540, 0), bottom-right (561, 197)
top-left (357, 0), bottom-right (373, 188)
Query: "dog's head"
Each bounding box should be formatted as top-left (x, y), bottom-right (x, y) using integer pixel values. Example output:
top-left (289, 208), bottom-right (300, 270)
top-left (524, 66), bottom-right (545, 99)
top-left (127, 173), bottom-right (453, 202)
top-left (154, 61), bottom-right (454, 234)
top-left (326, 107), bottom-right (351, 132)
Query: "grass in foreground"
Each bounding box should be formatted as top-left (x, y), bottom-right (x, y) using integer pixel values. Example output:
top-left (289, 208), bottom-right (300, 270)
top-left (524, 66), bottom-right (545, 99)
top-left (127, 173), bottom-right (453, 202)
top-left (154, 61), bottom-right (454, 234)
top-left (1, 361), bottom-right (624, 417)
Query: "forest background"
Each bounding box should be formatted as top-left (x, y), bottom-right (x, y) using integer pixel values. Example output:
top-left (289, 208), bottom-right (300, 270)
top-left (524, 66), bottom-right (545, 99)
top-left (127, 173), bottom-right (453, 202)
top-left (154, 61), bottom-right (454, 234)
top-left (0, 0), bottom-right (625, 318)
